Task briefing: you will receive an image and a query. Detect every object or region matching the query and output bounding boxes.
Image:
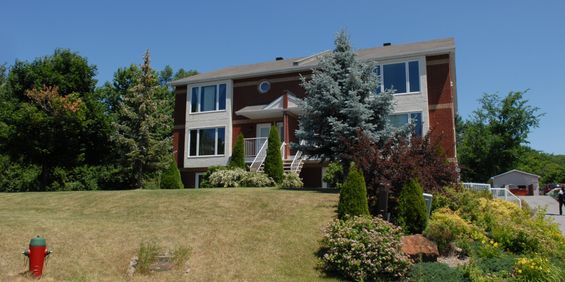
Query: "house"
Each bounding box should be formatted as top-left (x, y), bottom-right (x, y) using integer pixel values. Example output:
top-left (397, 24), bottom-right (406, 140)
top-left (171, 38), bottom-right (458, 188)
top-left (490, 169), bottom-right (540, 196)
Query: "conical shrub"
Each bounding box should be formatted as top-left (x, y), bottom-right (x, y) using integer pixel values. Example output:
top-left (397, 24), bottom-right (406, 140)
top-left (337, 162), bottom-right (369, 219)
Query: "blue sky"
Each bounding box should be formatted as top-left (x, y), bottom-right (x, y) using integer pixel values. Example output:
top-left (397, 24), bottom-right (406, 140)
top-left (1, 0), bottom-right (564, 154)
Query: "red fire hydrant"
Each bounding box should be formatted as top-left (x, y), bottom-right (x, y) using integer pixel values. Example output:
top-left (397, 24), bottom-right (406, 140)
top-left (23, 236), bottom-right (51, 278)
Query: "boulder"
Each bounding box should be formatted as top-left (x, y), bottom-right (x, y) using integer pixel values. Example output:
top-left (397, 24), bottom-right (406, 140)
top-left (401, 234), bottom-right (439, 262)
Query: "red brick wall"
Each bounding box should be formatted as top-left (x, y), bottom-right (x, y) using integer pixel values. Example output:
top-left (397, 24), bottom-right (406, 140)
top-left (426, 54), bottom-right (456, 158)
top-left (232, 72), bottom-right (308, 121)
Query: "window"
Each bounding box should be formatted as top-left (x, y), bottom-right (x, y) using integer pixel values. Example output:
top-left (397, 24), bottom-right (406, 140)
top-left (376, 61), bottom-right (420, 94)
top-left (389, 112), bottom-right (423, 136)
top-left (188, 127), bottom-right (226, 156)
top-left (190, 83), bottom-right (227, 113)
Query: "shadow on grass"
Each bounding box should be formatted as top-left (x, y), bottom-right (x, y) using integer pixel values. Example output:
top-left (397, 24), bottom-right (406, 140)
top-left (313, 247), bottom-right (347, 281)
top-left (281, 188), bottom-right (340, 194)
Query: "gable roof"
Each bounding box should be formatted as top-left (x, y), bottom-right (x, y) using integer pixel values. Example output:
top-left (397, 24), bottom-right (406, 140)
top-left (172, 38), bottom-right (455, 86)
top-left (490, 169), bottom-right (540, 180)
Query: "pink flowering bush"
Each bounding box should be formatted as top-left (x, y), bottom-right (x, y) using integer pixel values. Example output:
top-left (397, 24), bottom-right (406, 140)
top-left (320, 215), bottom-right (410, 281)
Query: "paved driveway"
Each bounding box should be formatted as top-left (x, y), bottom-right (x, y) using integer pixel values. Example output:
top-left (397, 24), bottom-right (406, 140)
top-left (520, 196), bottom-right (565, 235)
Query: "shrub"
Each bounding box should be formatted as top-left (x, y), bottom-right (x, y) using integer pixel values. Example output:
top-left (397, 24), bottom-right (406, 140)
top-left (49, 165), bottom-right (102, 191)
top-left (513, 256), bottom-right (564, 282)
top-left (207, 168), bottom-right (247, 188)
top-left (205, 167), bottom-right (274, 188)
top-left (424, 208), bottom-right (479, 254)
top-left (409, 262), bottom-right (466, 282)
top-left (397, 178), bottom-right (428, 234)
top-left (160, 157), bottom-right (183, 189)
top-left (199, 165), bottom-right (229, 188)
top-left (469, 254), bottom-right (516, 280)
top-left (280, 172), bottom-right (303, 188)
top-left (263, 125), bottom-right (283, 183)
top-left (337, 163), bottom-right (369, 219)
top-left (240, 172), bottom-right (275, 187)
top-left (320, 216), bottom-right (410, 281)
top-left (228, 133), bottom-right (245, 169)
top-left (0, 155), bottom-right (40, 192)
top-left (322, 162), bottom-right (343, 188)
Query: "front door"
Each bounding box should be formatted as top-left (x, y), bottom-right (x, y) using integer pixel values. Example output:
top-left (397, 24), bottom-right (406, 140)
top-left (256, 122), bottom-right (284, 141)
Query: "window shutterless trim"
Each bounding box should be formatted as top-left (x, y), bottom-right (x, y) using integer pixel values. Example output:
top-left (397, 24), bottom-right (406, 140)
top-left (376, 60), bottom-right (421, 95)
top-left (187, 127), bottom-right (226, 157)
top-left (189, 83), bottom-right (227, 114)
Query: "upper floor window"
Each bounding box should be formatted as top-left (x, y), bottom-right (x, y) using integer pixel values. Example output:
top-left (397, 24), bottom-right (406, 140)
top-left (376, 61), bottom-right (420, 95)
top-left (389, 112), bottom-right (422, 136)
top-left (191, 83), bottom-right (226, 113)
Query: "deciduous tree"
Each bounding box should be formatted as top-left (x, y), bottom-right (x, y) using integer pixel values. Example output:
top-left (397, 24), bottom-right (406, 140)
top-left (458, 91), bottom-right (542, 182)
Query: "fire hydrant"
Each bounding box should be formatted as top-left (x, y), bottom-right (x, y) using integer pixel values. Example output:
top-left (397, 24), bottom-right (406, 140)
top-left (23, 236), bottom-right (51, 278)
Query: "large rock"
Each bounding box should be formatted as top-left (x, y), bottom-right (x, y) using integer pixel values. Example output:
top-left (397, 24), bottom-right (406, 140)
top-left (401, 234), bottom-right (439, 262)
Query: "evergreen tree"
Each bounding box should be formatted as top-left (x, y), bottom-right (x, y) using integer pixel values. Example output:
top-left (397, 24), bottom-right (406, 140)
top-left (337, 162), bottom-right (369, 219)
top-left (397, 178), bottom-right (428, 234)
top-left (263, 125), bottom-right (283, 183)
top-left (160, 157), bottom-right (183, 189)
top-left (295, 31), bottom-right (395, 174)
top-left (114, 50), bottom-right (172, 188)
top-left (228, 133), bottom-right (246, 169)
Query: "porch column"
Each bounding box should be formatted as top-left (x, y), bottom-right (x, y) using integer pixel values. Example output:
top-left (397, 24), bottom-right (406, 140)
top-left (283, 93), bottom-right (290, 159)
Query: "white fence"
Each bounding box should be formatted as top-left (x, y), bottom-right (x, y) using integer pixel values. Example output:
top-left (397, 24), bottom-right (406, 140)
top-left (462, 182), bottom-right (522, 208)
top-left (462, 182), bottom-right (492, 191)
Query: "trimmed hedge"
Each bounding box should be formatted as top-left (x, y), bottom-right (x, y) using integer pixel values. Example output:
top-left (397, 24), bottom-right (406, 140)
top-left (228, 133), bottom-right (245, 169)
top-left (160, 157), bottom-right (183, 189)
top-left (397, 178), bottom-right (428, 234)
top-left (263, 125), bottom-right (283, 183)
top-left (337, 163), bottom-right (369, 219)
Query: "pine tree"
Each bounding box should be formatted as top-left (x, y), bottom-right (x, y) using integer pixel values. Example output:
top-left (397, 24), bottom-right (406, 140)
top-left (114, 50), bottom-right (172, 188)
top-left (228, 133), bottom-right (245, 169)
top-left (295, 30), bottom-right (395, 174)
top-left (397, 178), bottom-right (428, 234)
top-left (263, 125), bottom-right (283, 183)
top-left (337, 162), bottom-right (369, 219)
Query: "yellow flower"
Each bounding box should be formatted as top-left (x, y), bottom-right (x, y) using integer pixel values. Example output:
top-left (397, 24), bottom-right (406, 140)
top-left (518, 269), bottom-right (522, 273)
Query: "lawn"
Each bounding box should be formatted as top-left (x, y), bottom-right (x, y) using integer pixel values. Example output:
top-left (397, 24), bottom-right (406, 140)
top-left (0, 188), bottom-right (340, 281)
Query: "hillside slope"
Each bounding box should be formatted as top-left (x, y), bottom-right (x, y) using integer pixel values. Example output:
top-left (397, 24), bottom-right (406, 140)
top-left (0, 188), bottom-right (340, 281)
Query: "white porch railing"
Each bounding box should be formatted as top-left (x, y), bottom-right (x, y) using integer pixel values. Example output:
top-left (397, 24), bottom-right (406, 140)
top-left (249, 139), bottom-right (268, 172)
top-left (289, 140), bottom-right (306, 173)
top-left (462, 182), bottom-right (522, 208)
top-left (280, 142), bottom-right (286, 158)
top-left (244, 137), bottom-right (267, 161)
top-left (462, 182), bottom-right (492, 192)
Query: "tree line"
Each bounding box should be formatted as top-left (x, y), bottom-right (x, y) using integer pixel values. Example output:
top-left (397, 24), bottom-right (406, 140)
top-left (0, 49), bottom-right (196, 191)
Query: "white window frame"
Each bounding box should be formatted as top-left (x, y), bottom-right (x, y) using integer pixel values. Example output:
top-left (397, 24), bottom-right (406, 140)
top-left (389, 111), bottom-right (423, 135)
top-left (376, 59), bottom-right (422, 95)
top-left (189, 83), bottom-right (227, 114)
top-left (187, 127), bottom-right (226, 157)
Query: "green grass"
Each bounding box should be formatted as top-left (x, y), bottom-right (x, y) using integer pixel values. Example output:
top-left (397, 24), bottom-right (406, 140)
top-left (0, 188), bottom-right (340, 281)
